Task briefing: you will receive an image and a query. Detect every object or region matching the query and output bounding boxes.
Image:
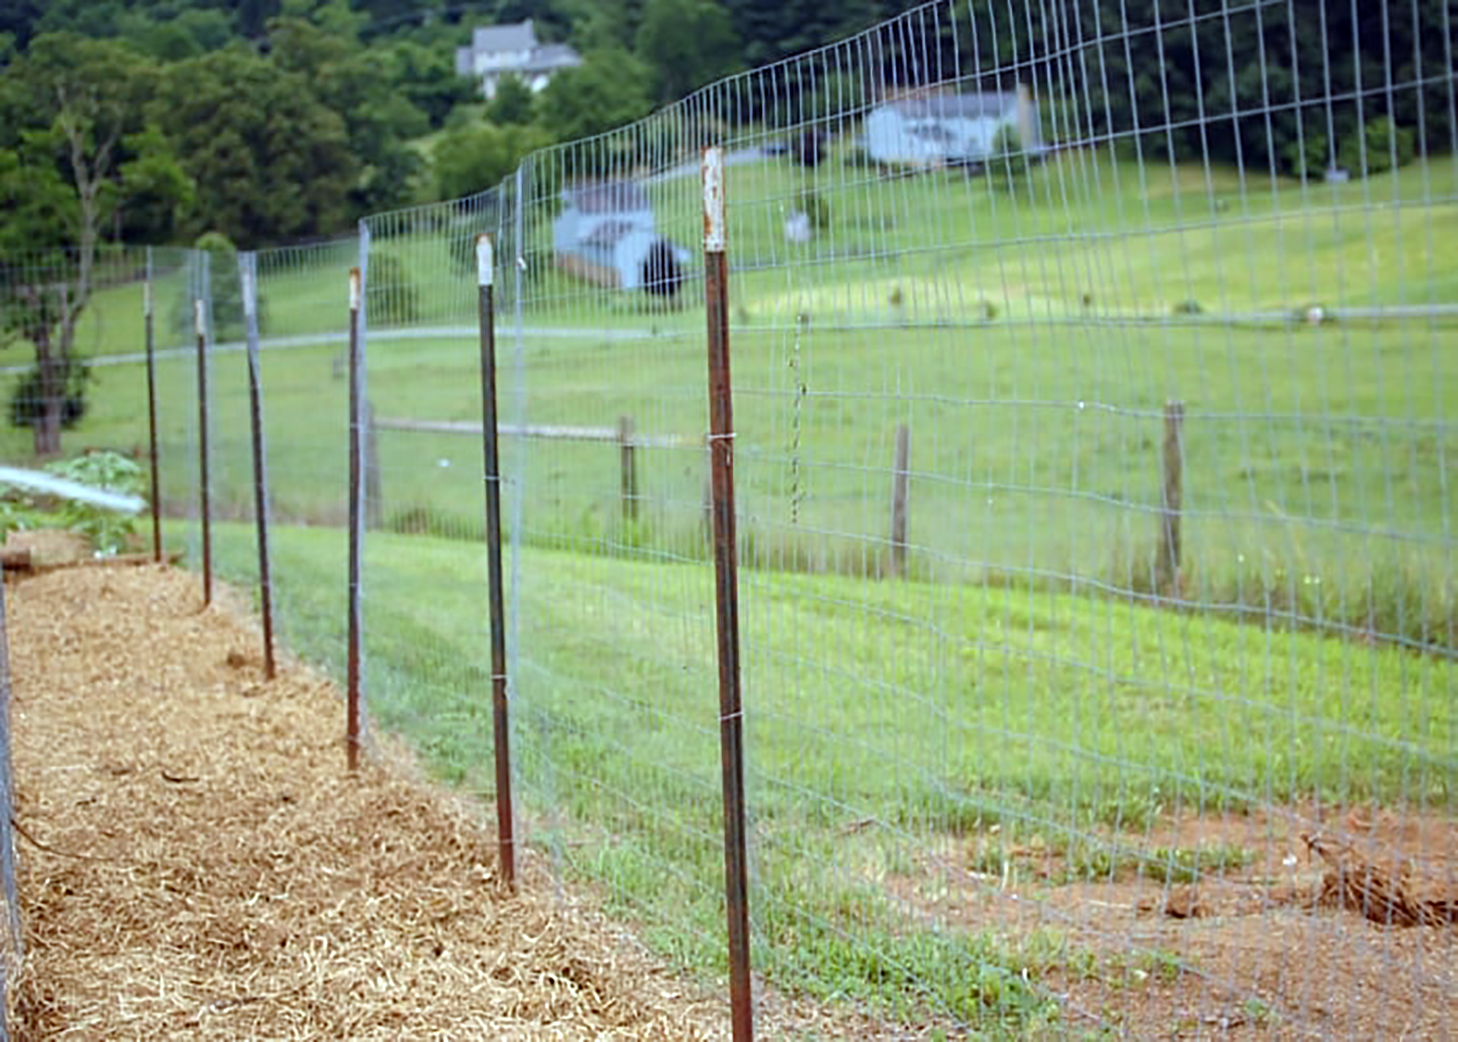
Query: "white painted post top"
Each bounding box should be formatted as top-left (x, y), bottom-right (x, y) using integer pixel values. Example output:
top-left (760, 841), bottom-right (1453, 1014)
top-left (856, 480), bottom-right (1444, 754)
top-left (241, 265), bottom-right (256, 321)
top-left (193, 299), bottom-right (205, 338)
top-left (702, 146), bottom-right (725, 253)
top-left (143, 280), bottom-right (153, 318)
top-left (349, 267), bottom-right (361, 312)
top-left (477, 234), bottom-right (494, 287)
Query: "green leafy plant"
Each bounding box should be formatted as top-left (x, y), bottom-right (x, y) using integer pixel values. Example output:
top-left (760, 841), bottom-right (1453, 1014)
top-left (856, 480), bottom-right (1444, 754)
top-left (1339, 116), bottom-right (1416, 176)
top-left (43, 451), bottom-right (145, 554)
top-left (0, 497), bottom-right (40, 542)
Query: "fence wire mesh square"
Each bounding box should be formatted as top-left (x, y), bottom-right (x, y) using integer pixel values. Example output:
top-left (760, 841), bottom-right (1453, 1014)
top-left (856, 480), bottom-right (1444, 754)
top-left (1, 0), bottom-right (1454, 1036)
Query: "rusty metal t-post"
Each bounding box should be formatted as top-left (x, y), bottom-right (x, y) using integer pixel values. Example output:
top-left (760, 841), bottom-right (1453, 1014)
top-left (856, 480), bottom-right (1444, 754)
top-left (476, 234), bottom-right (516, 890)
top-left (346, 267), bottom-right (363, 772)
top-left (241, 254), bottom-right (276, 681)
top-left (194, 298), bottom-right (212, 608)
top-left (143, 250), bottom-right (162, 563)
top-left (703, 146), bottom-right (753, 1042)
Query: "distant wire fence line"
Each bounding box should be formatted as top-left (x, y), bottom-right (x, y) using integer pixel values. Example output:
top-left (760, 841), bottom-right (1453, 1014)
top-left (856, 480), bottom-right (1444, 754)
top-left (2, 0), bottom-right (1457, 1036)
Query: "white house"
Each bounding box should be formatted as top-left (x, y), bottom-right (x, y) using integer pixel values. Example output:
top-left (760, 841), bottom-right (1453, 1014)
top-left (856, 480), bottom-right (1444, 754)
top-left (455, 19), bottom-right (581, 99)
top-left (863, 86), bottom-right (1041, 167)
top-left (552, 182), bottom-right (689, 293)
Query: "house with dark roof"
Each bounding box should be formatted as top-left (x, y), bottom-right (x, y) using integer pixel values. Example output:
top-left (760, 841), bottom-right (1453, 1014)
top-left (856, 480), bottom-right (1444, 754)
top-left (862, 86), bottom-right (1041, 167)
top-left (455, 19), bottom-right (581, 99)
top-left (552, 181), bottom-right (689, 294)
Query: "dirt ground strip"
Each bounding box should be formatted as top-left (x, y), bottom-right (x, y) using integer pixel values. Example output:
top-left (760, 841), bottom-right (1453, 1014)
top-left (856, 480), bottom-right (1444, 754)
top-left (0, 561), bottom-right (893, 1040)
top-left (887, 802), bottom-right (1457, 1036)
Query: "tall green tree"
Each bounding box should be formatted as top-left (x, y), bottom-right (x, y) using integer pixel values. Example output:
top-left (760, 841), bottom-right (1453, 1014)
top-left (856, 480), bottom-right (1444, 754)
top-left (0, 34), bottom-right (183, 455)
top-left (635, 0), bottom-right (739, 102)
top-left (536, 47), bottom-right (653, 144)
top-left (485, 74), bottom-right (536, 126)
top-left (151, 47), bottom-right (357, 246)
top-left (386, 40), bottom-right (477, 129)
top-left (267, 15), bottom-right (427, 213)
top-left (433, 122), bottom-right (553, 200)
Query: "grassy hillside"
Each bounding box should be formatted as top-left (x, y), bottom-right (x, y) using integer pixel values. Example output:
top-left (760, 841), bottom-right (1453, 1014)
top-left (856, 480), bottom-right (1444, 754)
top-left (3, 153), bottom-right (1454, 648)
top-left (20, 304), bottom-right (1454, 649)
top-left (204, 521), bottom-right (1454, 1026)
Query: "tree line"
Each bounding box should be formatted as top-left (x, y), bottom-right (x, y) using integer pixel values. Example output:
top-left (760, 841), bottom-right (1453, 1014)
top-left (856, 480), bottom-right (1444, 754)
top-left (1, 0), bottom-right (1448, 453)
top-left (3, 0), bottom-right (1449, 251)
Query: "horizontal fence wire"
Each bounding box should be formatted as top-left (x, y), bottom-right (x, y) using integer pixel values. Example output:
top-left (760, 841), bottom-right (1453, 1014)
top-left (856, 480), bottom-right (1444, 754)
top-left (0, 0), bottom-right (1453, 1037)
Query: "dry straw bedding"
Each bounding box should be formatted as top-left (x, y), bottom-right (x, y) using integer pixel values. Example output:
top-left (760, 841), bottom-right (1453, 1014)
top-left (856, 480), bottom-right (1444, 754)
top-left (3, 564), bottom-right (743, 1040)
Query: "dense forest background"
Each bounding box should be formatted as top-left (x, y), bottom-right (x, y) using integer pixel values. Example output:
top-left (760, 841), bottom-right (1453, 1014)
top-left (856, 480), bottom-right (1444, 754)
top-left (1, 0), bottom-right (1452, 251)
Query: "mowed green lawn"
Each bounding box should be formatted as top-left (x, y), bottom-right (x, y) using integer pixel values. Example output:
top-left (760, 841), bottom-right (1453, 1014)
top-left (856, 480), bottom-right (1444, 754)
top-left (204, 520), bottom-right (1454, 1026)
top-left (28, 293), bottom-right (1455, 649)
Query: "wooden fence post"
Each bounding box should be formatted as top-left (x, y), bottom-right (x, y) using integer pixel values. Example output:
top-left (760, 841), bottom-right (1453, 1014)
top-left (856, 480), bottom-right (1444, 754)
top-left (619, 414), bottom-right (637, 526)
top-left (889, 424), bottom-right (911, 578)
top-left (1155, 401), bottom-right (1184, 596)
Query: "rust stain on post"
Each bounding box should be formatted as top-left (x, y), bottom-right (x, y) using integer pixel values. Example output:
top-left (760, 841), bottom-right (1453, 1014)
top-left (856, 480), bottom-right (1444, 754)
top-left (703, 147), bottom-right (726, 253)
top-left (143, 253), bottom-right (162, 563)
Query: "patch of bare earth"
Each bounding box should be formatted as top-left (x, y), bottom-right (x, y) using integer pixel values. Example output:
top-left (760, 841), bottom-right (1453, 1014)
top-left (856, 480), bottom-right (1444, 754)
top-left (886, 807), bottom-right (1457, 1037)
top-left (1, 564), bottom-right (890, 1040)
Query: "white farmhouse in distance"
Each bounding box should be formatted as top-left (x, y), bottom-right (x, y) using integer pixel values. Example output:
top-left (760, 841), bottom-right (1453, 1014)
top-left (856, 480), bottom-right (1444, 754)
top-left (455, 19), bottom-right (581, 99)
top-left (863, 85), bottom-right (1041, 167)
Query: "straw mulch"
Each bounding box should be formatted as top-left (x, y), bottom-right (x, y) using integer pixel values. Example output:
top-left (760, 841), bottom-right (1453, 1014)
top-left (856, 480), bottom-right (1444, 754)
top-left (3, 563), bottom-right (737, 1040)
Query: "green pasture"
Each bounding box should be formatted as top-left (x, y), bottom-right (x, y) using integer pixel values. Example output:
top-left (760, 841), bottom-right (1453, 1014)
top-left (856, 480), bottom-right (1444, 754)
top-left (23, 152), bottom-right (1458, 363)
top-left (14, 296), bottom-right (1454, 649)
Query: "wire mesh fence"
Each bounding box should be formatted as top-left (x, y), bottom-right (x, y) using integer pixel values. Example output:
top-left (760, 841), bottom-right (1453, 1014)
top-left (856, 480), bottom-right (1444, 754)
top-left (0, 0), bottom-right (1453, 1036)
top-left (485, 0), bottom-right (1454, 1033)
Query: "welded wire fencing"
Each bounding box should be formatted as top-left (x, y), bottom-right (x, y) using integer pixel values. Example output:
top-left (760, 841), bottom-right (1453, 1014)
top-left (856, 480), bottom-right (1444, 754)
top-left (0, 0), bottom-right (1454, 1037)
top-left (476, 0), bottom-right (1454, 1035)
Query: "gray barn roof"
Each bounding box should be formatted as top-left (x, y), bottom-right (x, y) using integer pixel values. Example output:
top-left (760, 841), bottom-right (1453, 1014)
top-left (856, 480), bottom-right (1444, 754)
top-left (885, 93), bottom-right (1020, 120)
top-left (563, 181), bottom-right (652, 214)
top-left (470, 20), bottom-right (539, 54)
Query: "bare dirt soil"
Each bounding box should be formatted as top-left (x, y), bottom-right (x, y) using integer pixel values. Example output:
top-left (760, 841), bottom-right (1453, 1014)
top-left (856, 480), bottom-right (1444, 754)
top-left (888, 806), bottom-right (1457, 1037)
top-left (0, 561), bottom-right (889, 1040)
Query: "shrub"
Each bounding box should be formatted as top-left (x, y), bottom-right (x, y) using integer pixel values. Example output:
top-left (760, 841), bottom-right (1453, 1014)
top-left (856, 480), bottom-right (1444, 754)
top-left (791, 130), bottom-right (826, 168)
top-left (796, 188), bottom-right (832, 232)
top-left (366, 252), bottom-right (422, 324)
top-left (1338, 116), bottom-right (1416, 176)
top-left (9, 357), bottom-right (89, 431)
top-left (172, 231), bottom-right (267, 342)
